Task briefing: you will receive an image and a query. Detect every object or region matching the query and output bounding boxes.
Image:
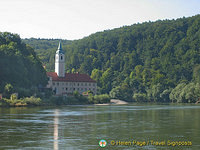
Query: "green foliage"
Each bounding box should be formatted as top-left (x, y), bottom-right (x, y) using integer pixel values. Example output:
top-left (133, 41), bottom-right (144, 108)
top-left (169, 83), bottom-right (187, 103)
top-left (146, 83), bottom-right (164, 102)
top-left (1, 96), bottom-right (42, 106)
top-left (10, 93), bottom-right (17, 100)
top-left (42, 94), bottom-right (89, 105)
top-left (193, 65), bottom-right (200, 83)
top-left (0, 32), bottom-right (48, 96)
top-left (91, 69), bottom-right (102, 85)
top-left (73, 91), bottom-right (80, 97)
top-left (109, 83), bottom-right (132, 101)
top-left (160, 89), bottom-right (172, 102)
top-left (22, 38), bottom-right (72, 72)
top-left (23, 38), bottom-right (71, 51)
top-left (133, 93), bottom-right (147, 102)
top-left (88, 94), bottom-right (110, 104)
top-left (3, 83), bottom-right (14, 98)
top-left (109, 86), bottom-right (121, 99)
top-left (23, 96), bottom-right (42, 106)
top-left (23, 15), bottom-right (200, 103)
top-left (100, 68), bottom-right (113, 93)
top-left (169, 82), bottom-right (200, 103)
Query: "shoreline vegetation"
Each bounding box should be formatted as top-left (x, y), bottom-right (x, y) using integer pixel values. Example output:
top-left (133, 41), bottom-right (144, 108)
top-left (0, 93), bottom-right (111, 107)
top-left (1, 94), bottom-right (200, 107)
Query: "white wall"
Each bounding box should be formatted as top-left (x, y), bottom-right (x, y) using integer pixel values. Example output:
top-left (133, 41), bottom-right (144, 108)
top-left (51, 81), bottom-right (97, 95)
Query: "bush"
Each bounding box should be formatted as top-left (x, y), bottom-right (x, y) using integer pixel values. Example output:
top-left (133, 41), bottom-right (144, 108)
top-left (3, 83), bottom-right (14, 98)
top-left (133, 93), bottom-right (147, 102)
top-left (23, 96), bottom-right (42, 106)
top-left (89, 94), bottom-right (110, 104)
top-left (169, 82), bottom-right (200, 103)
top-left (10, 93), bottom-right (17, 100)
top-left (17, 88), bottom-right (32, 98)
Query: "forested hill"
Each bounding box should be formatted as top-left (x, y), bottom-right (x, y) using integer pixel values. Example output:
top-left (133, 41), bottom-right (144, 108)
top-left (23, 38), bottom-right (72, 51)
top-left (27, 14), bottom-right (200, 103)
top-left (65, 14), bottom-right (200, 102)
top-left (0, 33), bottom-right (47, 97)
top-left (22, 38), bottom-right (72, 71)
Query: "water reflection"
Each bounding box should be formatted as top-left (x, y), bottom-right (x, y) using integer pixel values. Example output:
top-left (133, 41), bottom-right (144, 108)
top-left (0, 104), bottom-right (200, 149)
top-left (54, 109), bottom-right (59, 150)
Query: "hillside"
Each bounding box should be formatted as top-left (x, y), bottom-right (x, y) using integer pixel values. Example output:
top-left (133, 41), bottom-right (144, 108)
top-left (23, 38), bottom-right (72, 51)
top-left (0, 33), bottom-right (48, 98)
top-left (22, 38), bottom-right (72, 72)
top-left (25, 14), bottom-right (200, 102)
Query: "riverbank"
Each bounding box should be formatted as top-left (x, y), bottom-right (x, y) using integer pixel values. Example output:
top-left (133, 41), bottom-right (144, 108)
top-left (0, 94), bottom-right (111, 107)
top-left (95, 99), bottom-right (128, 105)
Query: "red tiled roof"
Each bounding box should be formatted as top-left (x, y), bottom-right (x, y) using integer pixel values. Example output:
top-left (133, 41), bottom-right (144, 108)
top-left (47, 72), bottom-right (96, 83)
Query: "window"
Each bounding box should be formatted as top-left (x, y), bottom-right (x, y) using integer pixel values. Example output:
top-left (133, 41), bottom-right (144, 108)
top-left (77, 88), bottom-right (79, 90)
top-left (93, 83), bottom-right (95, 86)
top-left (66, 83), bottom-right (68, 85)
top-left (89, 83), bottom-right (91, 86)
top-left (61, 56), bottom-right (63, 60)
top-left (77, 83), bottom-right (79, 86)
top-left (73, 88), bottom-right (75, 91)
top-left (66, 88), bottom-right (68, 91)
top-left (81, 83), bottom-right (83, 86)
top-left (85, 83), bottom-right (87, 86)
top-left (53, 82), bottom-right (55, 85)
top-left (57, 82), bottom-right (59, 86)
top-left (62, 82), bottom-right (64, 85)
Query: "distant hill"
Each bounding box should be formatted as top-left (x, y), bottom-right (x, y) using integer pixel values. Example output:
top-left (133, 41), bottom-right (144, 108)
top-left (23, 38), bottom-right (72, 51)
top-left (23, 38), bottom-right (72, 72)
top-left (24, 14), bottom-right (200, 102)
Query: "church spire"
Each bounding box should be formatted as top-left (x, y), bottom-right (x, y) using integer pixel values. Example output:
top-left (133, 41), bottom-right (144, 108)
top-left (55, 41), bottom-right (65, 77)
top-left (56, 41), bottom-right (64, 54)
top-left (58, 41), bottom-right (62, 50)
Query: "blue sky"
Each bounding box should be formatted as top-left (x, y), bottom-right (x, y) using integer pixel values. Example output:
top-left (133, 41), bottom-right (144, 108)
top-left (0, 0), bottom-right (199, 40)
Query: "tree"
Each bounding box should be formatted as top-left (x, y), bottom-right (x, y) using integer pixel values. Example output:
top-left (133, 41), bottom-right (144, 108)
top-left (91, 69), bottom-right (102, 85)
top-left (100, 68), bottom-right (113, 93)
top-left (133, 93), bottom-right (147, 102)
top-left (109, 86), bottom-right (121, 99)
top-left (0, 32), bottom-right (47, 96)
top-left (21, 15), bottom-right (200, 102)
top-left (193, 65), bottom-right (200, 83)
top-left (3, 83), bottom-right (14, 98)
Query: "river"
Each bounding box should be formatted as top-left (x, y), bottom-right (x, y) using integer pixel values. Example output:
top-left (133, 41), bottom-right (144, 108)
top-left (0, 103), bottom-right (200, 150)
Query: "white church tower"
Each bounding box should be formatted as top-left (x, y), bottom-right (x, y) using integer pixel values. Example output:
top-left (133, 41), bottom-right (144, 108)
top-left (55, 41), bottom-right (65, 77)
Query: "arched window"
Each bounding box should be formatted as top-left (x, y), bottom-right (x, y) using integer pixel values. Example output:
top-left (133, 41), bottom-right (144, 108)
top-left (61, 56), bottom-right (63, 60)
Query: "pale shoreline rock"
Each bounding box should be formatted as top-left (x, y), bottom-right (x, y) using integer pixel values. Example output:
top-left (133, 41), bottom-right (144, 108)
top-left (94, 99), bottom-right (128, 105)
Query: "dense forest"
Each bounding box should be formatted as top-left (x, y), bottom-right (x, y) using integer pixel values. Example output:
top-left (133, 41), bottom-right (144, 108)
top-left (22, 38), bottom-right (72, 71)
top-left (23, 14), bottom-right (200, 103)
top-left (0, 32), bottom-right (47, 98)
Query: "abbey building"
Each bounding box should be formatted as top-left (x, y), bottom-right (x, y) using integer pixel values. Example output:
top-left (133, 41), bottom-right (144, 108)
top-left (46, 42), bottom-right (97, 96)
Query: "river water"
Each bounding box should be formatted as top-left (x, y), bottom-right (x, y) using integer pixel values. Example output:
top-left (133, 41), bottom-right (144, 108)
top-left (0, 103), bottom-right (200, 150)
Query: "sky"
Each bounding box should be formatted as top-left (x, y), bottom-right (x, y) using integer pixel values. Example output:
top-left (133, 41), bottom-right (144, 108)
top-left (0, 0), bottom-right (199, 40)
